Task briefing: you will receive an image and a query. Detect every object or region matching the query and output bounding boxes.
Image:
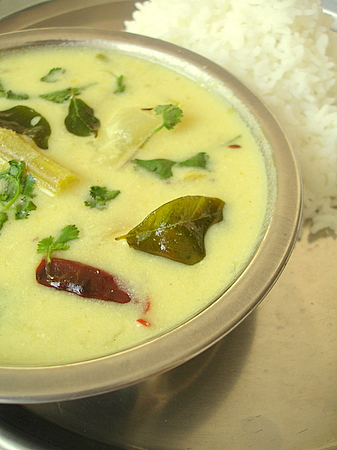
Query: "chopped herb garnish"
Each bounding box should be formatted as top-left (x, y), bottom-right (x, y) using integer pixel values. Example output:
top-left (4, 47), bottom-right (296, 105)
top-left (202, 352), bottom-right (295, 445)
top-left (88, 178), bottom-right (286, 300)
top-left (37, 224), bottom-right (79, 263)
top-left (96, 53), bottom-right (108, 61)
top-left (152, 104), bottom-right (183, 134)
top-left (40, 67), bottom-right (65, 83)
top-left (40, 87), bottom-right (83, 104)
top-left (84, 186), bottom-right (120, 209)
top-left (133, 152), bottom-right (209, 179)
top-left (0, 160), bottom-right (36, 231)
top-left (140, 104), bottom-right (183, 146)
top-left (133, 158), bottom-right (176, 179)
top-left (0, 80), bottom-right (29, 100)
top-left (5, 90), bottom-right (29, 100)
top-left (15, 198), bottom-right (37, 219)
top-left (114, 75), bottom-right (126, 94)
top-left (116, 196), bottom-right (224, 265)
top-left (178, 152), bottom-right (209, 169)
top-left (0, 211), bottom-right (8, 230)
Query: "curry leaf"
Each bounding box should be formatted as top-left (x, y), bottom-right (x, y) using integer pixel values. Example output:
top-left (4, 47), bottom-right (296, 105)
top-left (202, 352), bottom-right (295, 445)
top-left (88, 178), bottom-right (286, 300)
top-left (0, 105), bottom-right (51, 149)
top-left (65, 95), bottom-right (100, 137)
top-left (133, 158), bottom-right (176, 179)
top-left (116, 195), bottom-right (225, 265)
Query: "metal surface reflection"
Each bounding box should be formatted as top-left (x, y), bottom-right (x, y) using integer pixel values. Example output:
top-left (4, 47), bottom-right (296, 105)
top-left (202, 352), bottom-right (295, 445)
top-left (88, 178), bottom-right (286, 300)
top-left (13, 314), bottom-right (256, 449)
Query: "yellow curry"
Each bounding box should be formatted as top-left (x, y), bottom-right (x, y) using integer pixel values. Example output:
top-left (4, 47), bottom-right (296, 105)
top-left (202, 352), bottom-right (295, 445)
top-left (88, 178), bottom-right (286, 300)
top-left (0, 46), bottom-right (268, 365)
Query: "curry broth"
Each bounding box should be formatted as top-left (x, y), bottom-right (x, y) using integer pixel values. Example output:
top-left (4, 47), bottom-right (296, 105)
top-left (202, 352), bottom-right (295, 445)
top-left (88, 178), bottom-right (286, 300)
top-left (0, 46), bottom-right (268, 365)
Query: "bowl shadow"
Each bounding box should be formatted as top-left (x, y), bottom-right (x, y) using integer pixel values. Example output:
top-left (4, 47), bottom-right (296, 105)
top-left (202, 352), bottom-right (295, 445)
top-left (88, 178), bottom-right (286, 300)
top-left (10, 309), bottom-right (259, 449)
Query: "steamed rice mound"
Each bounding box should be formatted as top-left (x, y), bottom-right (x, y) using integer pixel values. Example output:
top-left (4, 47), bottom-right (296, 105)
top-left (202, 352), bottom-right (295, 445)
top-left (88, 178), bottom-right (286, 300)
top-left (125, 0), bottom-right (337, 234)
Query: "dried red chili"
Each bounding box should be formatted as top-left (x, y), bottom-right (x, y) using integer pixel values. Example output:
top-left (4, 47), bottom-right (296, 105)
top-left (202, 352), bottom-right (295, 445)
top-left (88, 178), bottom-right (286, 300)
top-left (36, 257), bottom-right (131, 303)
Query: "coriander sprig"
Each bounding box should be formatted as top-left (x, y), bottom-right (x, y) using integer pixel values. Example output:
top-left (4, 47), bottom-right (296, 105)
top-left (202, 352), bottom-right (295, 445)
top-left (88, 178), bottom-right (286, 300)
top-left (0, 160), bottom-right (37, 231)
top-left (133, 152), bottom-right (209, 179)
top-left (114, 75), bottom-right (126, 94)
top-left (37, 224), bottom-right (79, 263)
top-left (140, 104), bottom-right (183, 147)
top-left (152, 104), bottom-right (183, 135)
top-left (40, 67), bottom-right (66, 83)
top-left (84, 186), bottom-right (120, 209)
top-left (39, 87), bottom-right (83, 104)
top-left (0, 79), bottom-right (29, 100)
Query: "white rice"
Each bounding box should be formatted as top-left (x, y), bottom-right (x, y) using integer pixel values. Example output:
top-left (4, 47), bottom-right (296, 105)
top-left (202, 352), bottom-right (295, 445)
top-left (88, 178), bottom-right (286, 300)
top-left (125, 0), bottom-right (337, 234)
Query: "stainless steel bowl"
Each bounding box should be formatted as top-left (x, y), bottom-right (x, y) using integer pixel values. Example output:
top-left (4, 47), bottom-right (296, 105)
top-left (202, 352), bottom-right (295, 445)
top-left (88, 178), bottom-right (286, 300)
top-left (0, 28), bottom-right (302, 404)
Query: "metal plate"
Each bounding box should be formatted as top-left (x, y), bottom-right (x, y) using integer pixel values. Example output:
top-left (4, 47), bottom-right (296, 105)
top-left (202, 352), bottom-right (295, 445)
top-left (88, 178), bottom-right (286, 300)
top-left (322, 0), bottom-right (337, 30)
top-left (0, 1), bottom-right (336, 449)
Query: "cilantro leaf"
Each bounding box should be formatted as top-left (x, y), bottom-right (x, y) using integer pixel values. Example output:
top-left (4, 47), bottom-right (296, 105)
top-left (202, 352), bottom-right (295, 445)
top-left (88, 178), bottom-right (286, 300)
top-left (0, 212), bottom-right (8, 231)
top-left (37, 224), bottom-right (79, 263)
top-left (40, 67), bottom-right (65, 83)
top-left (15, 199), bottom-right (37, 219)
top-left (0, 79), bottom-right (29, 100)
top-left (5, 90), bottom-right (29, 100)
top-left (178, 152), bottom-right (209, 169)
top-left (114, 75), bottom-right (126, 94)
top-left (0, 160), bottom-right (23, 205)
top-left (133, 152), bottom-right (209, 179)
top-left (133, 158), bottom-right (176, 179)
top-left (139, 104), bottom-right (183, 147)
top-left (55, 224), bottom-right (80, 244)
top-left (153, 104), bottom-right (183, 133)
top-left (40, 87), bottom-right (82, 104)
top-left (21, 173), bottom-right (36, 198)
top-left (84, 186), bottom-right (120, 209)
top-left (96, 53), bottom-right (108, 61)
top-left (0, 160), bottom-right (37, 231)
top-left (37, 236), bottom-right (54, 255)
top-left (0, 161), bottom-right (32, 207)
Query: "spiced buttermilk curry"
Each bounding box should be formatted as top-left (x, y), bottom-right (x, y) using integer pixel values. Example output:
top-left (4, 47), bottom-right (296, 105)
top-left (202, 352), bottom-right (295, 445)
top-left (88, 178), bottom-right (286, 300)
top-left (0, 45), bottom-right (269, 365)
